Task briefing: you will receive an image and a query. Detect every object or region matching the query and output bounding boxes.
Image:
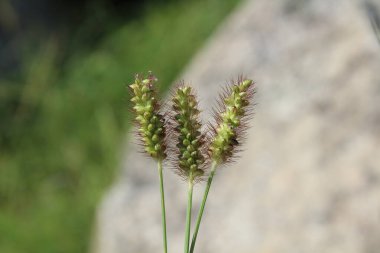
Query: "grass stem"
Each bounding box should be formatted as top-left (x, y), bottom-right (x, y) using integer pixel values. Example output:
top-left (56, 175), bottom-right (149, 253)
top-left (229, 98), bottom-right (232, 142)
top-left (184, 175), bottom-right (194, 253)
top-left (189, 161), bottom-right (217, 253)
top-left (158, 160), bottom-right (168, 253)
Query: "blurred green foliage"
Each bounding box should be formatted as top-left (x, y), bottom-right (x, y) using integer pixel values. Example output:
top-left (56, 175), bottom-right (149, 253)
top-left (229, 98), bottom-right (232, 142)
top-left (0, 0), bottom-right (240, 252)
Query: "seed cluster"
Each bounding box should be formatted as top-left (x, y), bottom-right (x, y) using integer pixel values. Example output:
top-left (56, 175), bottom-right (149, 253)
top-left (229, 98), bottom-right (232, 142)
top-left (129, 72), bottom-right (255, 176)
top-left (172, 86), bottom-right (205, 180)
top-left (209, 79), bottom-right (254, 164)
top-left (129, 73), bottom-right (166, 160)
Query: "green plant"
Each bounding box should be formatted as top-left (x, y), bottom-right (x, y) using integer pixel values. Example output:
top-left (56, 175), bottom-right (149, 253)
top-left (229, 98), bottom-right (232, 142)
top-left (171, 85), bottom-right (206, 253)
top-left (129, 73), bottom-right (168, 253)
top-left (129, 73), bottom-right (255, 253)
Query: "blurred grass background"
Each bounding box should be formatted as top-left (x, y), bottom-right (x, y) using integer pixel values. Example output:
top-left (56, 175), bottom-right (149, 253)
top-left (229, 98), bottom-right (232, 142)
top-left (0, 0), bottom-right (240, 252)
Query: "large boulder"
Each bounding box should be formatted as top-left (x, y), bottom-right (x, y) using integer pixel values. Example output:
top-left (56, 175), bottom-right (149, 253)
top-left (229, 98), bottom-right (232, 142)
top-left (93, 0), bottom-right (380, 252)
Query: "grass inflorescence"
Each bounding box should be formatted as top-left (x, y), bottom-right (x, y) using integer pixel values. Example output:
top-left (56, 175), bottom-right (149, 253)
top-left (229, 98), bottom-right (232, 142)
top-left (209, 78), bottom-right (255, 164)
top-left (170, 85), bottom-right (206, 182)
top-left (128, 72), bottom-right (255, 253)
top-left (129, 73), bottom-right (167, 160)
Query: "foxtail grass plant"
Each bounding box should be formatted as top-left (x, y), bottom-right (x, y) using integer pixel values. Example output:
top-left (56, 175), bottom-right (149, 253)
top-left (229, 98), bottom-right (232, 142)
top-left (129, 72), bottom-right (168, 253)
top-left (170, 85), bottom-right (206, 253)
top-left (128, 73), bottom-right (255, 253)
top-left (190, 78), bottom-right (255, 253)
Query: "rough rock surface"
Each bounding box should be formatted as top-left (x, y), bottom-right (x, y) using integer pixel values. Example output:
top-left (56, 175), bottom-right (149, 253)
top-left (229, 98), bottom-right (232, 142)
top-left (93, 0), bottom-right (380, 252)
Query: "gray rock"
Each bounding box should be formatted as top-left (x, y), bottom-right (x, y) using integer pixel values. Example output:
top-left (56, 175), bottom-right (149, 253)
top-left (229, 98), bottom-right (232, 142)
top-left (93, 0), bottom-right (380, 252)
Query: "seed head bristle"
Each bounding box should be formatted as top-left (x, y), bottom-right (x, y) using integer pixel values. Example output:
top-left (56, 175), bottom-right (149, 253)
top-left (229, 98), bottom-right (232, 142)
top-left (171, 85), bottom-right (206, 181)
top-left (129, 72), bottom-right (167, 160)
top-left (209, 77), bottom-right (255, 164)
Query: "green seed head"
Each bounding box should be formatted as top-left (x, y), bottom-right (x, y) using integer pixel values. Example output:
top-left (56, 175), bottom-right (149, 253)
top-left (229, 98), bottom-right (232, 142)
top-left (209, 78), bottom-right (255, 164)
top-left (172, 85), bottom-right (205, 181)
top-left (129, 72), bottom-right (166, 160)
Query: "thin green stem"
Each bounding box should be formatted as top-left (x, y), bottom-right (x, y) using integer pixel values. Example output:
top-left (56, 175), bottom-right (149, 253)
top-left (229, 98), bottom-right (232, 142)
top-left (184, 175), bottom-right (194, 253)
top-left (158, 160), bottom-right (168, 253)
top-left (189, 161), bottom-right (218, 253)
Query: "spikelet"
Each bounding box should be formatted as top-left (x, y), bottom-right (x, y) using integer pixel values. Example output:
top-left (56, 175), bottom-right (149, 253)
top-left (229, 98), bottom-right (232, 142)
top-left (209, 78), bottom-right (255, 164)
top-left (129, 72), bottom-right (167, 160)
top-left (171, 85), bottom-right (206, 181)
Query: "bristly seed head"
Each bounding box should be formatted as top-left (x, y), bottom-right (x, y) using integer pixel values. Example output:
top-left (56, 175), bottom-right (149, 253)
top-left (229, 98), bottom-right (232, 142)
top-left (172, 85), bottom-right (206, 181)
top-left (209, 78), bottom-right (255, 164)
top-left (129, 72), bottom-right (167, 160)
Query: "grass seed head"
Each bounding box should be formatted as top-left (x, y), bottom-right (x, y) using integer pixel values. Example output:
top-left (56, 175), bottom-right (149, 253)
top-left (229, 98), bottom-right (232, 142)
top-left (209, 78), bottom-right (255, 164)
top-left (171, 85), bottom-right (206, 181)
top-left (129, 72), bottom-right (167, 160)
